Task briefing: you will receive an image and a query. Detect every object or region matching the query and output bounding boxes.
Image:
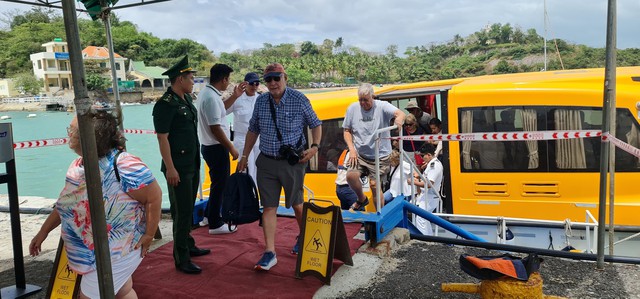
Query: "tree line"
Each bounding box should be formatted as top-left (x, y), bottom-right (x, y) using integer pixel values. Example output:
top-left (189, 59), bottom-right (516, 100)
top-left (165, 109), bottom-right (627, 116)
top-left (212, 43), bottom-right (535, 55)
top-left (1, 7), bottom-right (639, 92)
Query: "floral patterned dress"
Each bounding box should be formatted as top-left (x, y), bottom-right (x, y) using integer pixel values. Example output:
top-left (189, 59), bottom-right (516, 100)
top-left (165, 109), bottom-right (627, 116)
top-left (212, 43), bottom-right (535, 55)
top-left (56, 149), bottom-right (156, 274)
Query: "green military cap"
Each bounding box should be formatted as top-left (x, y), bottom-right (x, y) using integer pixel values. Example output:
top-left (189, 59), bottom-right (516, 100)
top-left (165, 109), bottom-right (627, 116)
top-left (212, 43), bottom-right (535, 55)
top-left (162, 55), bottom-right (196, 79)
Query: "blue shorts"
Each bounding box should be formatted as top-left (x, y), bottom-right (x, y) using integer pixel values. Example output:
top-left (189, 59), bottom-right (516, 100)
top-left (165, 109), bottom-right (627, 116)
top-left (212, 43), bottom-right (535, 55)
top-left (336, 184), bottom-right (357, 210)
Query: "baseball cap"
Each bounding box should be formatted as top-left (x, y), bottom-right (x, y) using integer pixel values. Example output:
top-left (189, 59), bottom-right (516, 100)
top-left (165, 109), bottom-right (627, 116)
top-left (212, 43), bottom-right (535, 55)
top-left (263, 63), bottom-right (286, 79)
top-left (244, 72), bottom-right (260, 83)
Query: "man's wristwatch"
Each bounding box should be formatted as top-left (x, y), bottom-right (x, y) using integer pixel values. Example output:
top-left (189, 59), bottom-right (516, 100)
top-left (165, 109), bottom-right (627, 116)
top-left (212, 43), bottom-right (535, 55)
top-left (311, 143), bottom-right (319, 150)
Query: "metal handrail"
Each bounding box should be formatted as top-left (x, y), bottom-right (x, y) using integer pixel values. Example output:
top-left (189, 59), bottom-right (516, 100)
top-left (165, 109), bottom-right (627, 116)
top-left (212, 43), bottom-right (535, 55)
top-left (374, 125), bottom-right (400, 212)
top-left (303, 184), bottom-right (315, 200)
top-left (585, 210), bottom-right (598, 253)
top-left (432, 212), bottom-right (599, 229)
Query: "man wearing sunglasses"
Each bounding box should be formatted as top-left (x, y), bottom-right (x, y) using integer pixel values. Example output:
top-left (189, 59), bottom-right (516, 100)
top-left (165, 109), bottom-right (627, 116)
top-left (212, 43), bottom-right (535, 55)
top-left (224, 72), bottom-right (262, 183)
top-left (236, 63), bottom-right (322, 271)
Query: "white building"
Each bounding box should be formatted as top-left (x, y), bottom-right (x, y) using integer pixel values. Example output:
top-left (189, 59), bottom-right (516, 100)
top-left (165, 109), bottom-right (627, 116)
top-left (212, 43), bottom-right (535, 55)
top-left (82, 46), bottom-right (127, 82)
top-left (0, 79), bottom-right (19, 97)
top-left (29, 38), bottom-right (128, 94)
top-left (29, 38), bottom-right (72, 93)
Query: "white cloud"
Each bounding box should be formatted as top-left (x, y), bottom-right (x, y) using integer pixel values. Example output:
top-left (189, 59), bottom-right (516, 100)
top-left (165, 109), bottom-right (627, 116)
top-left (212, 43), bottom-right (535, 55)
top-left (1, 0), bottom-right (638, 55)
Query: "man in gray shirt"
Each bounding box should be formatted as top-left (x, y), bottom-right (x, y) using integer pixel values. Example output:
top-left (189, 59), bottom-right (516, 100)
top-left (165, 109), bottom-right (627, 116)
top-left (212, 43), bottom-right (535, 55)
top-left (343, 83), bottom-right (405, 211)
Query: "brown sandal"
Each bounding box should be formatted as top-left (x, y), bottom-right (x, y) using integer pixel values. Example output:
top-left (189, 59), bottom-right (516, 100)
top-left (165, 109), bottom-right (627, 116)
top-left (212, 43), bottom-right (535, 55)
top-left (350, 197), bottom-right (369, 211)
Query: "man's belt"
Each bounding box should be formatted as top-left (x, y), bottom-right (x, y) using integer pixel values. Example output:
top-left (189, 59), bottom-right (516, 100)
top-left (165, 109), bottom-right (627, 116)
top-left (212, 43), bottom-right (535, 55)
top-left (262, 153), bottom-right (286, 160)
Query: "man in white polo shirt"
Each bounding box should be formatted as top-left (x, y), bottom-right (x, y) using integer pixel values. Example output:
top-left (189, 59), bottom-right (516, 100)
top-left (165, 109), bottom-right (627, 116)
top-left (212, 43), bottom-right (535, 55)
top-left (197, 64), bottom-right (246, 235)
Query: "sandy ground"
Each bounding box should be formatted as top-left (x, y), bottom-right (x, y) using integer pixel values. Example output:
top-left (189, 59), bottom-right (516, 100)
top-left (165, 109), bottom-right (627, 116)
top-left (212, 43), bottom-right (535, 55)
top-left (0, 103), bottom-right (45, 112)
top-left (2, 197), bottom-right (640, 298)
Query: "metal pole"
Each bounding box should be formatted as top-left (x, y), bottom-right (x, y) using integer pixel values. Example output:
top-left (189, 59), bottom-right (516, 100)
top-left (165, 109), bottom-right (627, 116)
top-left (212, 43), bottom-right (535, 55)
top-left (606, 1), bottom-right (617, 258)
top-left (100, 4), bottom-right (124, 132)
top-left (597, 0), bottom-right (616, 270)
top-left (61, 0), bottom-right (115, 297)
top-left (6, 159), bottom-right (26, 289)
top-left (375, 135), bottom-right (381, 211)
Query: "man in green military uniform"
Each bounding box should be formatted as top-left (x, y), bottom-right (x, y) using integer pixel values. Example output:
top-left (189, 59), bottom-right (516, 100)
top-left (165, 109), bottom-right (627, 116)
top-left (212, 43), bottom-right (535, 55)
top-left (153, 55), bottom-right (210, 274)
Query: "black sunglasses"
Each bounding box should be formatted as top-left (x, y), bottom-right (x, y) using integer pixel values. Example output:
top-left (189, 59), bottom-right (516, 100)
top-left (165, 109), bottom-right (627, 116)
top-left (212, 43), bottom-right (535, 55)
top-left (264, 76), bottom-right (282, 83)
top-left (249, 82), bottom-right (260, 86)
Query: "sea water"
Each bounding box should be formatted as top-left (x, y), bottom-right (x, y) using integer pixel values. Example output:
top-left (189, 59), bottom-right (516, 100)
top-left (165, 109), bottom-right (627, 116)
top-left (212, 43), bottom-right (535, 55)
top-left (0, 89), bottom-right (335, 208)
top-left (0, 104), bottom-right (178, 208)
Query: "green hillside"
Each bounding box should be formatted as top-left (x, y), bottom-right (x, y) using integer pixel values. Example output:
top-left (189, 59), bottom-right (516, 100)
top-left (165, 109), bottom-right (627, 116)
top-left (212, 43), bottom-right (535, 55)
top-left (2, 7), bottom-right (639, 87)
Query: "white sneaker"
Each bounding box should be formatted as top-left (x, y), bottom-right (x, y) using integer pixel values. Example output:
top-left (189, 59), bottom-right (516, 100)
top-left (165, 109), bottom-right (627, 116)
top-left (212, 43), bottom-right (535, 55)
top-left (208, 224), bottom-right (237, 235)
top-left (198, 217), bottom-right (209, 227)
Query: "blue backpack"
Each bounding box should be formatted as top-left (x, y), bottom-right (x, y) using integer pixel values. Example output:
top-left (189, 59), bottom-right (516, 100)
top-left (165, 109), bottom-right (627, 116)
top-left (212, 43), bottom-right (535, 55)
top-left (221, 173), bottom-right (262, 229)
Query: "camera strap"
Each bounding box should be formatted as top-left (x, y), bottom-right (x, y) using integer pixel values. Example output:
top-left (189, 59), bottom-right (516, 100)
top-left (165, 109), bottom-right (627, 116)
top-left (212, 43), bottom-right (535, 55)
top-left (269, 96), bottom-right (303, 149)
top-left (268, 97), bottom-right (283, 142)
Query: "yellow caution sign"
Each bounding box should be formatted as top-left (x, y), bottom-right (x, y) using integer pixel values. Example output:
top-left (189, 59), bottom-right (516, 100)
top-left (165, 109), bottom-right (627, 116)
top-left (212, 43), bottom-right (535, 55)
top-left (296, 201), bottom-right (353, 285)
top-left (47, 238), bottom-right (81, 299)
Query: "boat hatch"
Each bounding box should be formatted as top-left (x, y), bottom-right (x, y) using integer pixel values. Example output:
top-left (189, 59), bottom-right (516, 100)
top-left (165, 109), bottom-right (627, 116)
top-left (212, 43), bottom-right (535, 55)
top-left (521, 182), bottom-right (560, 197)
top-left (473, 182), bottom-right (508, 197)
top-left (377, 85), bottom-right (454, 100)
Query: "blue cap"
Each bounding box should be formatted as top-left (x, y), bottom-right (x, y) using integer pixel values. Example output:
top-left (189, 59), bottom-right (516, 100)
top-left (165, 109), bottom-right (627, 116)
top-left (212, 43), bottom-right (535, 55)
top-left (244, 72), bottom-right (260, 83)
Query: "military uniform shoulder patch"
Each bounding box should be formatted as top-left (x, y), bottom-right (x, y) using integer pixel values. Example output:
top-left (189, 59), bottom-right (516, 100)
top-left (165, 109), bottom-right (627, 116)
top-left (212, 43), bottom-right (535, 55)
top-left (159, 92), bottom-right (176, 103)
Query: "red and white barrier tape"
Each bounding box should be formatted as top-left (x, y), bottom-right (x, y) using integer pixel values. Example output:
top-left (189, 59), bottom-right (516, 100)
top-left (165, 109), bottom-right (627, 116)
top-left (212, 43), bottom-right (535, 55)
top-left (13, 138), bottom-right (69, 149)
top-left (13, 129), bottom-right (156, 149)
top-left (603, 133), bottom-right (640, 159)
top-left (387, 130), bottom-right (602, 141)
top-left (122, 129), bottom-right (156, 135)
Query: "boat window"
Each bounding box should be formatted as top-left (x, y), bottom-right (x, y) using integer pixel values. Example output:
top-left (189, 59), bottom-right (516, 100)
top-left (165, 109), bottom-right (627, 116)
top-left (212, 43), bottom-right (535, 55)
top-left (384, 94), bottom-right (440, 120)
top-left (460, 106), bottom-right (545, 172)
top-left (548, 107), bottom-right (600, 170)
top-left (307, 118), bottom-right (346, 173)
top-left (613, 109), bottom-right (640, 171)
top-left (460, 106), bottom-right (640, 173)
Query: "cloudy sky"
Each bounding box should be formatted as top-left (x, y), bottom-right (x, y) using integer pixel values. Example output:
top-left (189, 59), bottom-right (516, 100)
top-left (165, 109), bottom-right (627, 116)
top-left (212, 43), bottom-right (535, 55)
top-left (1, 0), bottom-right (639, 55)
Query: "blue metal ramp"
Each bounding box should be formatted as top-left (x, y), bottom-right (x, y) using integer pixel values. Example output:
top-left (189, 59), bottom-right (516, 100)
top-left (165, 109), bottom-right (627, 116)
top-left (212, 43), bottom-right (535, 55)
top-left (278, 197), bottom-right (485, 244)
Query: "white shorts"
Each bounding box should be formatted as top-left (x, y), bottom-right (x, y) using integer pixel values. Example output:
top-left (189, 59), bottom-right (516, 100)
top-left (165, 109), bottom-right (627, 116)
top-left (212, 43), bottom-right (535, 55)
top-left (80, 248), bottom-right (143, 299)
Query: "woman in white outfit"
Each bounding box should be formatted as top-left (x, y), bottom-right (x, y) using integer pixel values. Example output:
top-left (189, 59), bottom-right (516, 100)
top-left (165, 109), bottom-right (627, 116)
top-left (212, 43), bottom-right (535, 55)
top-left (226, 72), bottom-right (261, 181)
top-left (408, 143), bottom-right (443, 235)
top-left (382, 150), bottom-right (412, 204)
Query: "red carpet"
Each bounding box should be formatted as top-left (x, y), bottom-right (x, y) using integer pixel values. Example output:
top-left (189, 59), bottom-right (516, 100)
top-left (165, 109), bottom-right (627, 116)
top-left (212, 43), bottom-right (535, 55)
top-left (132, 217), bottom-right (364, 299)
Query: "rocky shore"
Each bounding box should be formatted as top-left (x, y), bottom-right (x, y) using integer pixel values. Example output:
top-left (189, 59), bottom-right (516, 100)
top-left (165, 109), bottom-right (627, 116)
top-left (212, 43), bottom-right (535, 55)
top-left (0, 103), bottom-right (45, 112)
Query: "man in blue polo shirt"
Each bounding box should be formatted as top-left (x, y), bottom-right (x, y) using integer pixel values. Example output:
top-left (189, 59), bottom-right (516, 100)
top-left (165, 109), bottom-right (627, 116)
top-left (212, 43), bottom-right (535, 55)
top-left (236, 63), bottom-right (322, 271)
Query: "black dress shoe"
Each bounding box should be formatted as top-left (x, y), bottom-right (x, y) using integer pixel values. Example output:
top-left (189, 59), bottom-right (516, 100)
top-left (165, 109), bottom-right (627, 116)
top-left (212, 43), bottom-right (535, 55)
top-left (176, 262), bottom-right (202, 274)
top-left (189, 248), bottom-right (211, 257)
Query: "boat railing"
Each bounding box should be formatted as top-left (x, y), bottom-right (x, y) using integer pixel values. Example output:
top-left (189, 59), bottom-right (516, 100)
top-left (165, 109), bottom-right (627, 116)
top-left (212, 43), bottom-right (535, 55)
top-left (585, 210), bottom-right (598, 253)
top-left (425, 211), bottom-right (600, 252)
top-left (303, 184), bottom-right (315, 201)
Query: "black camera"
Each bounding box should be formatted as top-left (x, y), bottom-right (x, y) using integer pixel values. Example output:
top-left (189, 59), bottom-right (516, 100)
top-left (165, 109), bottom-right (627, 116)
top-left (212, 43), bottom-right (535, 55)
top-left (279, 145), bottom-right (301, 166)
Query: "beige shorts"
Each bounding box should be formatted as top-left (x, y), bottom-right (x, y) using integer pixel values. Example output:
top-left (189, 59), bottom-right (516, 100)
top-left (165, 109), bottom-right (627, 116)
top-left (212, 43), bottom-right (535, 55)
top-left (347, 154), bottom-right (391, 184)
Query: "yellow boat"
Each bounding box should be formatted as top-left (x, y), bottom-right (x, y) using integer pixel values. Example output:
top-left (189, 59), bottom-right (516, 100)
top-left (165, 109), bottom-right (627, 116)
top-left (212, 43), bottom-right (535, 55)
top-left (206, 66), bottom-right (640, 229)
